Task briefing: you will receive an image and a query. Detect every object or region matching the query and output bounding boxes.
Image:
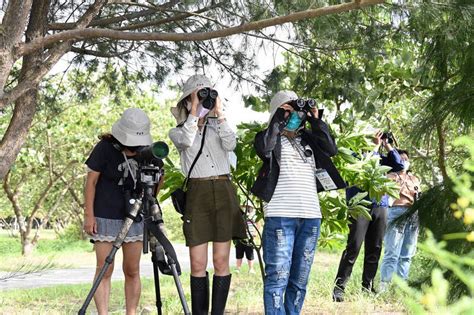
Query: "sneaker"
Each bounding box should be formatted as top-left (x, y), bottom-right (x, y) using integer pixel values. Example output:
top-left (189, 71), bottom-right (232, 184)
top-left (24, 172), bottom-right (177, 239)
top-left (249, 269), bottom-right (256, 274)
top-left (235, 268), bottom-right (240, 274)
top-left (379, 281), bottom-right (389, 293)
top-left (332, 287), bottom-right (344, 302)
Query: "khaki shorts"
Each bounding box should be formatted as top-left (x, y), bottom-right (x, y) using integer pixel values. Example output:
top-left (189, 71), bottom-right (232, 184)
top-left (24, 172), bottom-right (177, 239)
top-left (183, 178), bottom-right (247, 247)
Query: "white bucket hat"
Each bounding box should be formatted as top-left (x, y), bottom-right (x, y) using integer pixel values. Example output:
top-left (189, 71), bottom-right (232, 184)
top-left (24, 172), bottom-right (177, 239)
top-left (170, 74), bottom-right (213, 124)
top-left (111, 108), bottom-right (152, 146)
top-left (268, 90), bottom-right (298, 123)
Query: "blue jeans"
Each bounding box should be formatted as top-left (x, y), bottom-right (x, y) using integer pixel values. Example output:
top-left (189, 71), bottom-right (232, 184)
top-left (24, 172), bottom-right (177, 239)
top-left (380, 206), bottom-right (419, 283)
top-left (262, 217), bottom-right (321, 315)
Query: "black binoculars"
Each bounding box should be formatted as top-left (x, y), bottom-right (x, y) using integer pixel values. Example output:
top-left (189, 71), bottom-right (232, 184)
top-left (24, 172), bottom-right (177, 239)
top-left (198, 88), bottom-right (218, 110)
top-left (288, 98), bottom-right (317, 112)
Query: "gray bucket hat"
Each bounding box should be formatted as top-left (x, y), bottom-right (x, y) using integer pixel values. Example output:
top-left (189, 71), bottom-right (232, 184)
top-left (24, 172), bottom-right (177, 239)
top-left (171, 75), bottom-right (213, 124)
top-left (268, 90), bottom-right (298, 123)
top-left (111, 108), bottom-right (152, 146)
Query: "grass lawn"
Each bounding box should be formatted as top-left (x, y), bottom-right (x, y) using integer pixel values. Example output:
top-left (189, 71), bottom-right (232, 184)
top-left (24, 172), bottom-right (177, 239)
top-left (0, 229), bottom-right (410, 314)
top-left (0, 263), bottom-right (407, 314)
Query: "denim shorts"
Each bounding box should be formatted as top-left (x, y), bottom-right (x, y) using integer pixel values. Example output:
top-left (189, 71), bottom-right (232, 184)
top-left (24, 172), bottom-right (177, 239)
top-left (90, 217), bottom-right (144, 243)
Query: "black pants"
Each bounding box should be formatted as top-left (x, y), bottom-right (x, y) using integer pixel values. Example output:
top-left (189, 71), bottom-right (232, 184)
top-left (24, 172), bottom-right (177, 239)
top-left (334, 207), bottom-right (388, 290)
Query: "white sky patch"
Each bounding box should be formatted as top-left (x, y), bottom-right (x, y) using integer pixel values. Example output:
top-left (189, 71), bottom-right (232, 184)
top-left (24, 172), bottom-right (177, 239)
top-left (50, 27), bottom-right (294, 129)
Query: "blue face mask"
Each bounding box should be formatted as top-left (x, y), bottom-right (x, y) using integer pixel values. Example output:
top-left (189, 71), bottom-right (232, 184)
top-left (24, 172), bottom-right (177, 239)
top-left (285, 112), bottom-right (303, 131)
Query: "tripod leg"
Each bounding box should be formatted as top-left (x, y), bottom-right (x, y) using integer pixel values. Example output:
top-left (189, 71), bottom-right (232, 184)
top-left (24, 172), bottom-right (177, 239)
top-left (169, 263), bottom-right (191, 315)
top-left (151, 249), bottom-right (163, 315)
top-left (78, 247), bottom-right (118, 315)
top-left (79, 199), bottom-right (142, 315)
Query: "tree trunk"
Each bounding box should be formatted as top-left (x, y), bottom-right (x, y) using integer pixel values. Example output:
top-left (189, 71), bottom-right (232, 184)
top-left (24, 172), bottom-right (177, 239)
top-left (436, 120), bottom-right (449, 183)
top-left (0, 0), bottom-right (50, 179)
top-left (0, 91), bottom-right (38, 179)
top-left (21, 234), bottom-right (35, 256)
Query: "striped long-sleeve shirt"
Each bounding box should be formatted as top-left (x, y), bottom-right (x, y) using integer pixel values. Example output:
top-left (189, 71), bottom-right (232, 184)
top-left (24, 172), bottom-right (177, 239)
top-left (264, 136), bottom-right (321, 219)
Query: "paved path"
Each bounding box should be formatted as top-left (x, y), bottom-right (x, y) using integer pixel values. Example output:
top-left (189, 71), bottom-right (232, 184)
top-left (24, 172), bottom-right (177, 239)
top-left (0, 243), bottom-right (237, 291)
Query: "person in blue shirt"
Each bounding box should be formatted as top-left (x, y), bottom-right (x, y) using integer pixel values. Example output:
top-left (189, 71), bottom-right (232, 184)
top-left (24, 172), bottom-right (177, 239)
top-left (332, 131), bottom-right (404, 302)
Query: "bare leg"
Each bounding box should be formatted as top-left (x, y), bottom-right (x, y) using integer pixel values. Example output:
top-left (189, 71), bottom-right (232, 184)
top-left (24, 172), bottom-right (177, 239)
top-left (236, 258), bottom-right (243, 269)
top-left (94, 242), bottom-right (115, 315)
top-left (248, 259), bottom-right (255, 273)
top-left (190, 243), bottom-right (209, 276)
top-left (213, 241), bottom-right (231, 276)
top-left (122, 241), bottom-right (143, 315)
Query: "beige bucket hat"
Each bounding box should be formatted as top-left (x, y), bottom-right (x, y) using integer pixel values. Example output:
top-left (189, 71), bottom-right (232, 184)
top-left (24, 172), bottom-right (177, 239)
top-left (111, 108), bottom-right (152, 146)
top-left (171, 75), bottom-right (213, 124)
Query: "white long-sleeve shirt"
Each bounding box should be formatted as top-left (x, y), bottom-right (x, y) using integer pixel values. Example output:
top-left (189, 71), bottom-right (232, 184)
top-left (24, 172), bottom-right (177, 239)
top-left (169, 114), bottom-right (236, 178)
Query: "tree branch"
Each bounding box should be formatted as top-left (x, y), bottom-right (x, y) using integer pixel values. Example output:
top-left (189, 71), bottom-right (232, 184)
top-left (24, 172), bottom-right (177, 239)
top-left (48, 0), bottom-right (180, 30)
top-left (49, 8), bottom-right (157, 30)
top-left (18, 0), bottom-right (385, 57)
top-left (0, 0), bottom-right (109, 111)
top-left (436, 120), bottom-right (449, 182)
top-left (54, 170), bottom-right (86, 208)
top-left (2, 171), bottom-right (24, 229)
top-left (70, 45), bottom-right (133, 58)
top-left (115, 2), bottom-right (225, 31)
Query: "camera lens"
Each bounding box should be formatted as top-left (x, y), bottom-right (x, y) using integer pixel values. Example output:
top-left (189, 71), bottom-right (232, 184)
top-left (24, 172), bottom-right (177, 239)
top-left (151, 141), bottom-right (169, 159)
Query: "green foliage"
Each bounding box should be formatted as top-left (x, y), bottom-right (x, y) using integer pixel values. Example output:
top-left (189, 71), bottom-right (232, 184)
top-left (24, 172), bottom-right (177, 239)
top-left (0, 66), bottom-right (179, 252)
top-left (232, 122), bottom-right (265, 206)
top-left (343, 156), bottom-right (400, 202)
top-left (396, 135), bottom-right (474, 314)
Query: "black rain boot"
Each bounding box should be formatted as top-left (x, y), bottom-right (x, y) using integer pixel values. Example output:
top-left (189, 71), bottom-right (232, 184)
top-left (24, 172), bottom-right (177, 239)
top-left (211, 274), bottom-right (231, 315)
top-left (191, 272), bottom-right (209, 315)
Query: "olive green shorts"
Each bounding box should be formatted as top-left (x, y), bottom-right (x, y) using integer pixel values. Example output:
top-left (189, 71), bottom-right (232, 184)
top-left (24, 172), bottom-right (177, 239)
top-left (182, 178), bottom-right (247, 247)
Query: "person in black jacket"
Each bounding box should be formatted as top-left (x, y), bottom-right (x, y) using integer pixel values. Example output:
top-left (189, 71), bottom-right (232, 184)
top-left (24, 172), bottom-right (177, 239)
top-left (251, 90), bottom-right (345, 314)
top-left (332, 132), bottom-right (404, 302)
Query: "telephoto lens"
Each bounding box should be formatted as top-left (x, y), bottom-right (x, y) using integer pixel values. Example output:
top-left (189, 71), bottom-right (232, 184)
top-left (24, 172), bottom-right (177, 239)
top-left (135, 141), bottom-right (169, 165)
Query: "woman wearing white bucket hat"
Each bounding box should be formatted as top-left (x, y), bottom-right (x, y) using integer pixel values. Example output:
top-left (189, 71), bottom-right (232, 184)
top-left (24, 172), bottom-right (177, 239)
top-left (169, 75), bottom-right (247, 315)
top-left (251, 90), bottom-right (345, 314)
top-left (84, 108), bottom-right (153, 315)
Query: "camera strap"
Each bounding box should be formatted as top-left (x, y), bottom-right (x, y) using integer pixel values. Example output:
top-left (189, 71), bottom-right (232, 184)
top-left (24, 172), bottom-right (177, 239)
top-left (122, 152), bottom-right (137, 190)
top-left (182, 124), bottom-right (208, 190)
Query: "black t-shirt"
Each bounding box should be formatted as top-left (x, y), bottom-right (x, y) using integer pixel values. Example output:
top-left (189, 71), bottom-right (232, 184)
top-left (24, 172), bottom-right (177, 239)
top-left (85, 139), bottom-right (139, 220)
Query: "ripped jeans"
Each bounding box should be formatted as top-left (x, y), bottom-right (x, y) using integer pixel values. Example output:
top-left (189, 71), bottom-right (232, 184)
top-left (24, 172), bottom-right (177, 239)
top-left (262, 217), bottom-right (321, 315)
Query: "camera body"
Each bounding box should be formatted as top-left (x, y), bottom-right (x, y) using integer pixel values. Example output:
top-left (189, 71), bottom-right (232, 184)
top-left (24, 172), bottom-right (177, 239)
top-left (134, 141), bottom-right (169, 186)
top-left (381, 131), bottom-right (394, 144)
top-left (197, 88), bottom-right (218, 110)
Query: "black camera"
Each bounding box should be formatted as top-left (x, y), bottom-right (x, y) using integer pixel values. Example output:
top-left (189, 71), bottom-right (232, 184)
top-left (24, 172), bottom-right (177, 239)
top-left (134, 141), bottom-right (169, 187)
top-left (381, 132), bottom-right (394, 144)
top-left (198, 88), bottom-right (218, 110)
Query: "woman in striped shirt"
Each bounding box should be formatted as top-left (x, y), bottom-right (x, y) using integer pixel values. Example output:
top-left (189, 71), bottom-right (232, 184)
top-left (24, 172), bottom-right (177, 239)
top-left (252, 90), bottom-right (344, 314)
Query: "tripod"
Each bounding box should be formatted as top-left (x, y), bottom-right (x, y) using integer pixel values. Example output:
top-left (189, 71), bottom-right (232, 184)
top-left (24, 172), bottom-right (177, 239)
top-left (79, 165), bottom-right (190, 315)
